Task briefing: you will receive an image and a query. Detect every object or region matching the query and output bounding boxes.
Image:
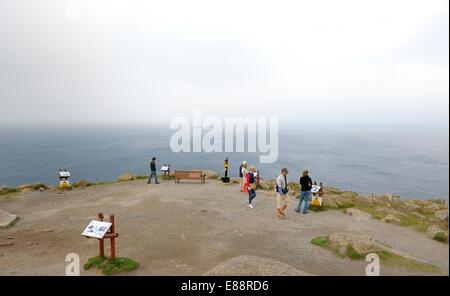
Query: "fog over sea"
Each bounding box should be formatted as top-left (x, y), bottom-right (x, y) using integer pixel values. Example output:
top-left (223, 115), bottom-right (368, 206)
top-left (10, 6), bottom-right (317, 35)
top-left (0, 124), bottom-right (448, 200)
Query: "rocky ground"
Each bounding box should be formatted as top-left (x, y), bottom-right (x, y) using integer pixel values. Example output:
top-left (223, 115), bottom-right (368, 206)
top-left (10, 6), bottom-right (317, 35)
top-left (0, 172), bottom-right (448, 276)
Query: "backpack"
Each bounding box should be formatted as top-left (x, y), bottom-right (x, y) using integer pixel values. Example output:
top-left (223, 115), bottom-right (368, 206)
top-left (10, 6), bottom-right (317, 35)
top-left (239, 165), bottom-right (243, 177)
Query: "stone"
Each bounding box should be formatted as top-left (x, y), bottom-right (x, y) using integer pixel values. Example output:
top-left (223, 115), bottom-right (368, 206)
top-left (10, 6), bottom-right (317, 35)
top-left (429, 198), bottom-right (446, 205)
top-left (0, 209), bottom-right (18, 229)
top-left (382, 194), bottom-right (400, 202)
top-left (427, 225), bottom-right (448, 239)
top-left (77, 179), bottom-right (90, 188)
top-left (426, 203), bottom-right (440, 210)
top-left (117, 172), bottom-right (135, 182)
top-left (412, 212), bottom-right (425, 220)
top-left (434, 210), bottom-right (449, 221)
top-left (402, 200), bottom-right (420, 210)
top-left (204, 255), bottom-right (313, 276)
top-left (345, 208), bottom-right (372, 221)
top-left (328, 232), bottom-right (385, 255)
top-left (18, 183), bottom-right (47, 191)
top-left (322, 196), bottom-right (339, 208)
top-left (380, 214), bottom-right (400, 224)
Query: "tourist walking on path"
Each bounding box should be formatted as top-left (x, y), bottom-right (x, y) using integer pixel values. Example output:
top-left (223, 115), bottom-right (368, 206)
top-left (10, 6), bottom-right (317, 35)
top-left (246, 166), bottom-right (257, 209)
top-left (275, 168), bottom-right (290, 219)
top-left (241, 161), bottom-right (248, 193)
top-left (295, 170), bottom-right (313, 214)
top-left (147, 157), bottom-right (160, 184)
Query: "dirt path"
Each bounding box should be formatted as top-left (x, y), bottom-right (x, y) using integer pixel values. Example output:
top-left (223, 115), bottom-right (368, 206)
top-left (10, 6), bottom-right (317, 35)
top-left (0, 179), bottom-right (448, 276)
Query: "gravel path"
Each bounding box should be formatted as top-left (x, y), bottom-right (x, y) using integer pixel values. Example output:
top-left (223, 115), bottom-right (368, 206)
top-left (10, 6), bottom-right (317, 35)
top-left (0, 179), bottom-right (448, 275)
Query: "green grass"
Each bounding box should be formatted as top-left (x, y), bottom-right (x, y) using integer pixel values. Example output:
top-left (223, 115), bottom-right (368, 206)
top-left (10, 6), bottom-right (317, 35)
top-left (433, 232), bottom-right (448, 243)
top-left (311, 236), bottom-right (330, 247)
top-left (345, 245), bottom-right (364, 260)
top-left (84, 256), bottom-right (139, 276)
top-left (310, 235), bottom-right (440, 273)
top-left (0, 188), bottom-right (19, 201)
top-left (377, 251), bottom-right (440, 273)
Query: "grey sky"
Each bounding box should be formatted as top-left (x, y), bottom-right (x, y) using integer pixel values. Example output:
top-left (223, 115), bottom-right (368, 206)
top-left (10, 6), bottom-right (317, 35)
top-left (0, 0), bottom-right (448, 126)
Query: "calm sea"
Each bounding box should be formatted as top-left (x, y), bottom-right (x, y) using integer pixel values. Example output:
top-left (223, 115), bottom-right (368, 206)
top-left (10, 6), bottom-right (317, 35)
top-left (0, 124), bottom-right (448, 200)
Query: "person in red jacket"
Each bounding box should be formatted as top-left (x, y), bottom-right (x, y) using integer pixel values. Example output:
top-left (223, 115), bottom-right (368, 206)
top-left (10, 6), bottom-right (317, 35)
top-left (245, 166), bottom-right (257, 209)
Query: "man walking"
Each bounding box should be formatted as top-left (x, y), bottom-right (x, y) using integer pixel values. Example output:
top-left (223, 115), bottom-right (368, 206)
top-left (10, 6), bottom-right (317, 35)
top-left (147, 157), bottom-right (160, 184)
top-left (295, 170), bottom-right (313, 214)
top-left (275, 168), bottom-right (289, 219)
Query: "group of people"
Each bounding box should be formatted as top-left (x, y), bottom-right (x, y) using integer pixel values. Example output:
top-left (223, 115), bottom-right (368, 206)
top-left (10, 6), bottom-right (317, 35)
top-left (239, 161), bottom-right (313, 219)
top-left (275, 168), bottom-right (313, 219)
top-left (149, 157), bottom-right (315, 220)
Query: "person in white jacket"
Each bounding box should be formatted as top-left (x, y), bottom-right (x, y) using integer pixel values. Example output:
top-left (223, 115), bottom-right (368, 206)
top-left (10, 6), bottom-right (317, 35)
top-left (275, 168), bottom-right (289, 219)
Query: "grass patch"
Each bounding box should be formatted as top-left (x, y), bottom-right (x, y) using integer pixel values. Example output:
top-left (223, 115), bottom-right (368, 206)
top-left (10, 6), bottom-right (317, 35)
top-left (433, 232), bottom-right (448, 243)
top-left (0, 189), bottom-right (19, 201)
top-left (160, 174), bottom-right (175, 181)
top-left (337, 202), bottom-right (355, 209)
top-left (345, 245), bottom-right (364, 260)
top-left (84, 256), bottom-right (139, 276)
top-left (310, 236), bottom-right (341, 256)
top-left (378, 251), bottom-right (440, 273)
top-left (310, 235), bottom-right (440, 273)
top-left (311, 236), bottom-right (330, 247)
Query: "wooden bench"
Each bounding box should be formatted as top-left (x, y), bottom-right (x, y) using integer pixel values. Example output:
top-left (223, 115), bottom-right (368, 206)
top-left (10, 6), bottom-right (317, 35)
top-left (174, 170), bottom-right (206, 184)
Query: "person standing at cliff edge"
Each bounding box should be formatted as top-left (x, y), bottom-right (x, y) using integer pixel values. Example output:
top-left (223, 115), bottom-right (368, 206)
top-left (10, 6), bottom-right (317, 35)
top-left (275, 168), bottom-right (290, 219)
top-left (147, 157), bottom-right (160, 184)
top-left (295, 170), bottom-right (313, 214)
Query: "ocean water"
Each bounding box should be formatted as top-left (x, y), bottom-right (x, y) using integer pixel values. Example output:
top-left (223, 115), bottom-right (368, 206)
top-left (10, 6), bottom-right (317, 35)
top-left (0, 124), bottom-right (448, 200)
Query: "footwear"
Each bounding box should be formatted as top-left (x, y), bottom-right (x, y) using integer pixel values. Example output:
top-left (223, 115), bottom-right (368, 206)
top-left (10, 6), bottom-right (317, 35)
top-left (294, 209), bottom-right (300, 213)
top-left (303, 211), bottom-right (309, 214)
top-left (248, 204), bottom-right (254, 209)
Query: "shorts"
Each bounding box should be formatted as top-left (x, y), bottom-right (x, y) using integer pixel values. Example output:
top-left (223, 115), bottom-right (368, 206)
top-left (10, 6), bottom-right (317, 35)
top-left (277, 194), bottom-right (289, 208)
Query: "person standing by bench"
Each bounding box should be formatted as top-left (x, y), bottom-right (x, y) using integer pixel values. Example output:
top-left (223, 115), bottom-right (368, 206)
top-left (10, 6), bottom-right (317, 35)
top-left (245, 166), bottom-right (257, 209)
top-left (147, 157), bottom-right (160, 184)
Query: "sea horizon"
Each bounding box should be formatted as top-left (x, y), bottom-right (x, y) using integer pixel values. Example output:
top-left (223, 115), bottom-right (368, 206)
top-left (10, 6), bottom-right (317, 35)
top-left (0, 123), bottom-right (448, 200)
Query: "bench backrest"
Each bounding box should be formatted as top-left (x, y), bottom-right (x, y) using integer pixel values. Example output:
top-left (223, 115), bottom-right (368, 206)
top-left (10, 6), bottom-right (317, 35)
top-left (175, 170), bottom-right (203, 178)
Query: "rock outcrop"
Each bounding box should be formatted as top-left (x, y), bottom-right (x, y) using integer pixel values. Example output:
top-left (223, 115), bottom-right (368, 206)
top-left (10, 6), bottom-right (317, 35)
top-left (380, 214), bottom-right (400, 224)
top-left (0, 210), bottom-right (18, 229)
top-left (328, 232), bottom-right (385, 254)
top-left (434, 210), bottom-right (449, 221)
top-left (117, 172), bottom-right (135, 182)
top-left (204, 255), bottom-right (313, 276)
top-left (346, 208), bottom-right (372, 221)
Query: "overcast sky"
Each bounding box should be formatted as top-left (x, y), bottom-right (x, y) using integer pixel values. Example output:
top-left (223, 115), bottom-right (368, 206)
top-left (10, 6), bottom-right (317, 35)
top-left (0, 0), bottom-right (448, 126)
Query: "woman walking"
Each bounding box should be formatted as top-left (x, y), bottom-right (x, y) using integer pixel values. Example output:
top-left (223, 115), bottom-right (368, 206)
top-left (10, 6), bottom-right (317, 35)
top-left (245, 166), bottom-right (257, 209)
top-left (295, 170), bottom-right (313, 214)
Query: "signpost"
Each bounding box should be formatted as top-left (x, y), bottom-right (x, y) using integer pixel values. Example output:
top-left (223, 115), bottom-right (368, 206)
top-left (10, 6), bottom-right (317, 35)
top-left (82, 213), bottom-right (119, 260)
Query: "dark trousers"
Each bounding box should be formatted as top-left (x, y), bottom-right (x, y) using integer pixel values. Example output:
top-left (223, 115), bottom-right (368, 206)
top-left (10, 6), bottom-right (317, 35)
top-left (248, 188), bottom-right (256, 204)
